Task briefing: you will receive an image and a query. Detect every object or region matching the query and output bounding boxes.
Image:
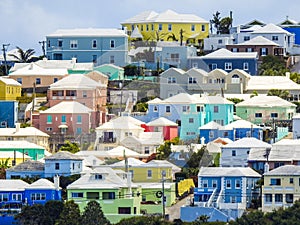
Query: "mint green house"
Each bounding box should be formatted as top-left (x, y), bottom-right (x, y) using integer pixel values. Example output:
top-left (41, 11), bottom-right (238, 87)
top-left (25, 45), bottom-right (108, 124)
top-left (94, 64), bottom-right (124, 80)
top-left (236, 95), bottom-right (296, 125)
top-left (0, 140), bottom-right (46, 161)
top-left (67, 167), bottom-right (141, 224)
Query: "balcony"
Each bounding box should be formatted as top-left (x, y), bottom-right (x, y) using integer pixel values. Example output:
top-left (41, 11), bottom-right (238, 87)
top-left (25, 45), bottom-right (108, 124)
top-left (99, 137), bottom-right (116, 143)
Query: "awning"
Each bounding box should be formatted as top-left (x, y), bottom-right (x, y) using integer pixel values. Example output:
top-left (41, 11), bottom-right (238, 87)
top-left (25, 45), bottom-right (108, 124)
top-left (58, 124), bottom-right (68, 129)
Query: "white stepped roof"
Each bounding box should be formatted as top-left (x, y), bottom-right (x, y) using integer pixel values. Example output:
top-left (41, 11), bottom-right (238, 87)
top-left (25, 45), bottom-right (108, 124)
top-left (201, 48), bottom-right (257, 59)
top-left (252, 23), bottom-right (291, 34)
top-left (199, 121), bottom-right (224, 130)
top-left (0, 140), bottom-right (45, 149)
top-left (223, 137), bottom-right (271, 148)
top-left (0, 180), bottom-right (29, 191)
top-left (264, 165), bottom-right (300, 176)
top-left (247, 76), bottom-right (300, 91)
top-left (0, 77), bottom-right (21, 86)
top-left (96, 116), bottom-right (144, 130)
top-left (41, 101), bottom-right (92, 114)
top-left (147, 117), bottom-right (178, 126)
top-left (236, 95), bottom-right (296, 107)
top-left (238, 36), bottom-right (279, 46)
top-left (9, 63), bottom-right (68, 76)
top-left (223, 119), bottom-right (261, 129)
top-left (47, 28), bottom-right (127, 37)
top-left (198, 167), bottom-right (261, 177)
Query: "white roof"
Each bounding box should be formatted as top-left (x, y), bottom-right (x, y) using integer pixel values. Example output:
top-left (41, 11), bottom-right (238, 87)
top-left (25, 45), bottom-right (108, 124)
top-left (96, 116), bottom-right (145, 130)
top-left (238, 36), bottom-right (279, 46)
top-left (193, 94), bottom-right (235, 105)
top-left (147, 97), bottom-right (162, 104)
top-left (161, 93), bottom-right (198, 104)
top-left (47, 28), bottom-right (127, 37)
top-left (147, 117), bottom-right (178, 126)
top-left (223, 137), bottom-right (271, 148)
top-left (0, 180), bottom-right (29, 191)
top-left (0, 140), bottom-right (45, 149)
top-left (26, 179), bottom-right (59, 190)
top-left (199, 121), bottom-right (224, 130)
top-left (201, 48), bottom-right (257, 59)
top-left (264, 165), bottom-right (300, 176)
top-left (0, 77), bottom-right (21, 86)
top-left (131, 26), bottom-right (143, 39)
top-left (269, 139), bottom-right (300, 161)
top-left (252, 23), bottom-right (291, 34)
top-left (198, 167), bottom-right (261, 177)
top-left (41, 101), bottom-right (92, 114)
top-left (122, 9), bottom-right (208, 24)
top-left (9, 63), bottom-right (68, 76)
top-left (236, 95), bottom-right (296, 107)
top-left (107, 146), bottom-right (142, 157)
top-left (223, 119), bottom-right (261, 129)
top-left (82, 155), bottom-right (105, 167)
top-left (50, 74), bottom-right (106, 90)
top-left (110, 157), bottom-right (145, 167)
top-left (241, 25), bottom-right (263, 32)
top-left (247, 76), bottom-right (300, 91)
top-left (0, 127), bottom-right (49, 137)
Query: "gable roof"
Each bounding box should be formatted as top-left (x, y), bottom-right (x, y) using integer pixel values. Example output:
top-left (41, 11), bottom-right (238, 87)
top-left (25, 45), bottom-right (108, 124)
top-left (26, 179), bottom-right (58, 190)
top-left (107, 146), bottom-right (142, 157)
top-left (0, 151), bottom-right (32, 159)
top-left (0, 77), bottom-right (22, 86)
top-left (110, 157), bottom-right (145, 167)
top-left (252, 23), bottom-right (291, 34)
top-left (264, 165), bottom-right (300, 176)
top-left (96, 116), bottom-right (145, 130)
top-left (223, 119), bottom-right (261, 129)
top-left (9, 63), bottom-right (68, 76)
top-left (247, 76), bottom-right (300, 91)
top-left (198, 167), bottom-right (261, 177)
top-left (7, 160), bottom-right (44, 172)
top-left (223, 137), bottom-right (271, 148)
top-left (50, 74), bottom-right (106, 90)
top-left (45, 151), bottom-right (82, 160)
top-left (201, 48), bottom-right (257, 59)
top-left (236, 95), bottom-right (296, 107)
top-left (0, 127), bottom-right (49, 137)
top-left (41, 101), bottom-right (92, 114)
top-left (47, 28), bottom-right (127, 37)
top-left (147, 97), bottom-right (162, 104)
top-left (238, 36), bottom-right (279, 46)
top-left (147, 117), bottom-right (178, 126)
top-left (161, 93), bottom-right (198, 104)
top-left (199, 121), bottom-right (224, 130)
top-left (0, 180), bottom-right (29, 191)
top-left (0, 141), bottom-right (45, 149)
top-left (193, 95), bottom-right (234, 105)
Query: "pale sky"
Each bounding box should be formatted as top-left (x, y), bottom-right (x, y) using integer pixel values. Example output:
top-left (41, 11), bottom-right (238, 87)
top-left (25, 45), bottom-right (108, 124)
top-left (1, 0), bottom-right (299, 55)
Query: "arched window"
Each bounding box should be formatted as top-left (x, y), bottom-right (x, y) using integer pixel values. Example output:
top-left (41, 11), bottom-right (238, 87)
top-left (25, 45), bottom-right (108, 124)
top-left (231, 74), bottom-right (240, 84)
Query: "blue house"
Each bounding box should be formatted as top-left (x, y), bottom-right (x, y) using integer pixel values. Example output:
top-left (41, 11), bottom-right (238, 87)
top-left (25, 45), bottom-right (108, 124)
top-left (46, 28), bottom-right (128, 67)
top-left (0, 101), bottom-right (18, 128)
top-left (181, 167), bottom-right (261, 222)
top-left (188, 48), bottom-right (258, 75)
top-left (6, 160), bottom-right (45, 179)
top-left (44, 151), bottom-right (83, 177)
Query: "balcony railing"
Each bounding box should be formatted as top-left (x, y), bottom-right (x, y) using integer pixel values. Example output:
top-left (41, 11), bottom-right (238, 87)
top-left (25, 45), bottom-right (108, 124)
top-left (98, 137), bottom-right (116, 143)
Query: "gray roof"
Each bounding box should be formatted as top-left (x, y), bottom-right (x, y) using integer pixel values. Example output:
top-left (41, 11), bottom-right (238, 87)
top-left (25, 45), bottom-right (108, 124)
top-left (264, 165), bottom-right (300, 176)
top-left (198, 167), bottom-right (261, 177)
top-left (45, 151), bottom-right (83, 161)
top-left (7, 160), bottom-right (44, 172)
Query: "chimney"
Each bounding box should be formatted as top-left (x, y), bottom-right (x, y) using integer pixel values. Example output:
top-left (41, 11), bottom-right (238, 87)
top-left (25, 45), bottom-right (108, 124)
top-left (54, 175), bottom-right (60, 190)
top-left (15, 123), bottom-right (20, 132)
top-left (200, 137), bottom-right (205, 145)
top-left (264, 162), bottom-right (270, 173)
top-left (286, 72), bottom-right (290, 79)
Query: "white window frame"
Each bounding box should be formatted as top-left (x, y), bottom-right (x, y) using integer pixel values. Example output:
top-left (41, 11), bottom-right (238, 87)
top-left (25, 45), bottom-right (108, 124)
top-left (70, 40), bottom-right (78, 49)
top-left (243, 62), bottom-right (249, 70)
top-left (110, 39), bottom-right (115, 48)
top-left (168, 24), bottom-right (172, 31)
top-left (92, 39), bottom-right (97, 48)
top-left (225, 62), bottom-right (232, 70)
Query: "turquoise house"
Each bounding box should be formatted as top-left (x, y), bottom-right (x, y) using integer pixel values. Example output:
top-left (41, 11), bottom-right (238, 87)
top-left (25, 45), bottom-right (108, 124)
top-left (94, 64), bottom-right (125, 80)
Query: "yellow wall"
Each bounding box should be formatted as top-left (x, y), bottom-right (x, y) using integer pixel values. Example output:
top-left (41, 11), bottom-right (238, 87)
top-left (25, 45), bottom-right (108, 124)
top-left (0, 157), bottom-right (28, 167)
top-left (177, 178), bottom-right (195, 196)
top-left (0, 81), bottom-right (21, 100)
top-left (122, 22), bottom-right (209, 44)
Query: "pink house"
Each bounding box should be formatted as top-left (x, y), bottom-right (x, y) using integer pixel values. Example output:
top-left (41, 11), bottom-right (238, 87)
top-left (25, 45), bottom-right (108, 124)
top-left (146, 117), bottom-right (178, 140)
top-left (47, 72), bottom-right (107, 124)
top-left (35, 101), bottom-right (95, 136)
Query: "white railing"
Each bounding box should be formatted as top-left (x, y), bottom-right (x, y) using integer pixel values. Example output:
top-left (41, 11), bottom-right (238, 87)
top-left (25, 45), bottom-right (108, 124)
top-left (207, 188), bottom-right (217, 207)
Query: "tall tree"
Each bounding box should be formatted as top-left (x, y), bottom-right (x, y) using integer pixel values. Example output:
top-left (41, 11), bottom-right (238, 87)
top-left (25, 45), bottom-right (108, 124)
top-left (44, 200), bottom-right (64, 225)
top-left (55, 200), bottom-right (81, 225)
top-left (267, 89), bottom-right (290, 100)
top-left (210, 11), bottom-right (221, 34)
top-left (0, 158), bottom-right (10, 179)
top-left (15, 204), bottom-right (47, 225)
top-left (219, 17), bottom-right (233, 34)
top-left (81, 200), bottom-right (110, 225)
top-left (8, 46), bottom-right (36, 63)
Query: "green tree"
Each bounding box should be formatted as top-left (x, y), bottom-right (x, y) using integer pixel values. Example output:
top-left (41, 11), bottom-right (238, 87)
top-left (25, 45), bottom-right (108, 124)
top-left (44, 200), bottom-right (64, 225)
top-left (15, 204), bottom-right (47, 225)
top-left (8, 46), bottom-right (36, 63)
top-left (267, 89), bottom-right (290, 100)
top-left (59, 140), bottom-right (80, 153)
top-left (259, 55), bottom-right (288, 75)
top-left (210, 11), bottom-right (221, 34)
top-left (81, 200), bottom-right (110, 225)
top-left (219, 17), bottom-right (233, 34)
top-left (116, 215), bottom-right (171, 225)
top-left (0, 158), bottom-right (10, 179)
top-left (156, 137), bottom-right (180, 160)
top-left (55, 200), bottom-right (81, 225)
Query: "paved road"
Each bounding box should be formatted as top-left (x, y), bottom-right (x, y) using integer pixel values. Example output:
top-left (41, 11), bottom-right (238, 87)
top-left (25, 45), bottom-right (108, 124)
top-left (166, 194), bottom-right (193, 221)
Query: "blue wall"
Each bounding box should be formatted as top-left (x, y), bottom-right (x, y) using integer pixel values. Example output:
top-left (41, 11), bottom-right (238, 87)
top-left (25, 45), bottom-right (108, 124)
top-left (283, 27), bottom-right (300, 45)
top-left (0, 101), bottom-right (18, 128)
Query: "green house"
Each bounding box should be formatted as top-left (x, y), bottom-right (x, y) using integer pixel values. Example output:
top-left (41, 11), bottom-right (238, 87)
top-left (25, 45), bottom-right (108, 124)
top-left (94, 64), bottom-right (124, 80)
top-left (67, 167), bottom-right (141, 224)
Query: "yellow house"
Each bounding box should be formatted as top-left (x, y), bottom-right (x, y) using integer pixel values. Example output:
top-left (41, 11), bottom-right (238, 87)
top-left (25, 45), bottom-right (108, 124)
top-left (121, 10), bottom-right (209, 46)
top-left (0, 151), bottom-right (32, 166)
top-left (0, 77), bottom-right (22, 100)
top-left (262, 165), bottom-right (300, 212)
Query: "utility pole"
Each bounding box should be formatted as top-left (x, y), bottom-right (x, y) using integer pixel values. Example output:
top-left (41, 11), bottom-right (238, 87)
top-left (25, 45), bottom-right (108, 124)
top-left (39, 40), bottom-right (46, 58)
top-left (2, 44), bottom-right (10, 75)
top-left (161, 170), bottom-right (166, 219)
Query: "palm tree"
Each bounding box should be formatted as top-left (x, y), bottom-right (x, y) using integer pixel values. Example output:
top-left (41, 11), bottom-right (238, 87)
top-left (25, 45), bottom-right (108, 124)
top-left (0, 158), bottom-right (10, 179)
top-left (8, 46), bottom-right (36, 63)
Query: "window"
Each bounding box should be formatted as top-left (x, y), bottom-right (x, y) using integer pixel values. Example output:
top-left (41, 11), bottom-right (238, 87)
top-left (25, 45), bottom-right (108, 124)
top-left (210, 63), bottom-right (217, 70)
top-left (47, 115), bottom-right (52, 124)
top-left (153, 106), bottom-right (158, 112)
top-left (260, 48), bottom-right (268, 56)
top-left (271, 113), bottom-right (278, 118)
top-left (243, 62), bottom-right (249, 70)
top-left (31, 193), bottom-right (46, 201)
top-left (159, 24), bottom-right (162, 31)
top-left (58, 40), bottom-right (63, 47)
top-left (286, 194), bottom-right (294, 203)
top-left (212, 180), bottom-right (217, 188)
top-left (76, 127), bottom-right (82, 134)
top-left (146, 24), bottom-right (149, 31)
top-left (188, 77), bottom-right (197, 84)
top-left (226, 180), bottom-right (231, 189)
top-left (275, 194), bottom-right (283, 203)
top-left (235, 179), bottom-right (241, 188)
top-left (125, 132), bottom-right (132, 137)
top-left (214, 106), bottom-right (219, 113)
top-left (231, 48), bottom-right (238, 52)
top-left (192, 63), bottom-right (198, 68)
top-left (0, 194), bottom-right (8, 202)
top-left (209, 131), bottom-right (214, 138)
top-left (272, 36), bottom-right (279, 41)
top-left (290, 178), bottom-right (294, 184)
top-left (92, 39), bottom-right (97, 48)
top-left (17, 78), bottom-right (22, 84)
top-left (232, 150), bottom-right (236, 156)
top-left (167, 77), bottom-right (176, 83)
top-left (230, 196), bottom-right (236, 203)
top-left (118, 207), bottom-right (131, 214)
top-left (46, 127), bottom-right (52, 132)
top-left (225, 62), bottom-right (232, 70)
top-left (147, 170), bottom-right (152, 178)
top-left (165, 106), bottom-right (171, 113)
top-left (218, 39), bottom-right (223, 44)
top-left (270, 178), bottom-right (281, 185)
top-left (144, 147), bottom-right (150, 154)
top-left (201, 25), bottom-right (205, 31)
top-left (151, 24), bottom-right (154, 31)
top-left (12, 194), bottom-right (22, 201)
top-left (61, 115), bottom-right (66, 123)
top-left (35, 78), bottom-right (41, 85)
top-left (224, 131), bottom-right (229, 137)
top-left (246, 48), bottom-right (253, 52)
top-left (191, 24), bottom-right (195, 31)
top-left (255, 113), bottom-right (262, 118)
top-left (110, 55), bottom-right (115, 64)
top-left (95, 174), bottom-right (103, 180)
top-left (53, 78), bottom-right (58, 83)
top-left (197, 106), bottom-right (204, 112)
top-left (82, 91), bottom-right (87, 98)
top-left (72, 192), bottom-right (84, 198)
top-left (189, 118), bottom-right (194, 123)
top-left (244, 36), bottom-right (250, 41)
top-left (265, 194), bottom-right (272, 203)
top-left (110, 40), bottom-right (115, 48)
top-left (202, 179), bottom-right (208, 188)
top-left (47, 40), bottom-right (50, 48)
top-left (103, 192), bottom-right (115, 200)
top-left (182, 106), bottom-right (190, 112)
top-left (168, 24), bottom-right (172, 31)
top-left (92, 55), bottom-right (97, 63)
top-left (55, 163), bottom-right (59, 170)
top-left (140, 25), bottom-right (143, 31)
top-left (70, 40), bottom-right (78, 49)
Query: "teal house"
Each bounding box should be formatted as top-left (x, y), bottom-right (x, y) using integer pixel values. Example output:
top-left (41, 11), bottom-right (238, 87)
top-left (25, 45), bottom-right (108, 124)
top-left (94, 64), bottom-right (125, 80)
